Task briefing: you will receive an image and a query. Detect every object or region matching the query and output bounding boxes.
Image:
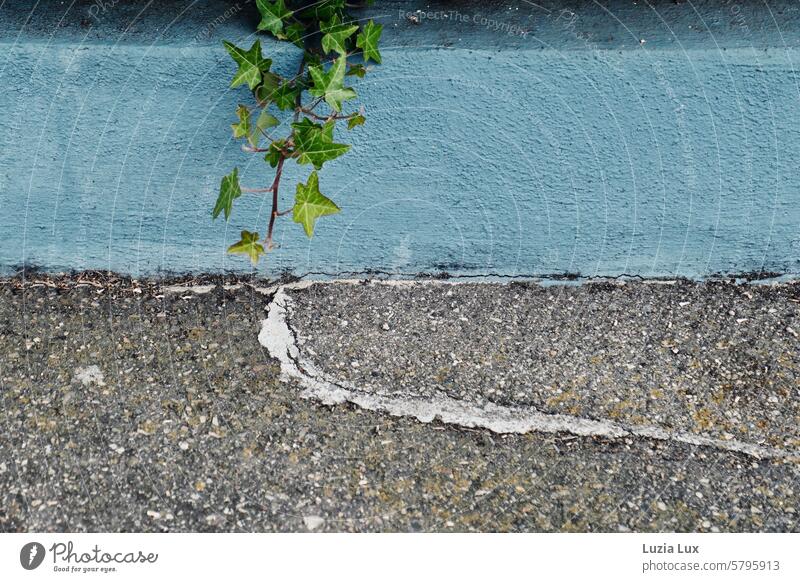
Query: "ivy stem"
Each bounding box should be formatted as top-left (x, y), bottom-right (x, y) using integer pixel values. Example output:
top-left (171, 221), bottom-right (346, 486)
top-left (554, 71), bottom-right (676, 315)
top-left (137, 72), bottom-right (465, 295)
top-left (305, 96), bottom-right (324, 110)
top-left (263, 54), bottom-right (307, 249)
top-left (265, 155), bottom-right (286, 249)
top-left (300, 108), bottom-right (358, 121)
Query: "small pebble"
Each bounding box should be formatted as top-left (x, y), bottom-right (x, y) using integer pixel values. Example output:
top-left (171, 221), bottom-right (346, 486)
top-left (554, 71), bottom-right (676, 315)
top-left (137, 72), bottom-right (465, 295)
top-left (303, 515), bottom-right (325, 531)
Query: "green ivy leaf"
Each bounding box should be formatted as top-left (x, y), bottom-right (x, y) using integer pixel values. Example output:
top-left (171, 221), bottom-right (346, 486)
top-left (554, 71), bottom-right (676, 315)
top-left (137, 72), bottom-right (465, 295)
top-left (356, 20), bottom-right (383, 64)
top-left (232, 106), bottom-right (278, 148)
top-left (304, 51), bottom-right (323, 69)
top-left (265, 139), bottom-right (289, 167)
top-left (256, 0), bottom-right (293, 37)
top-left (347, 114), bottom-right (366, 130)
top-left (308, 56), bottom-right (356, 112)
top-left (213, 168), bottom-right (242, 221)
top-left (284, 22), bottom-right (306, 47)
top-left (224, 40), bottom-right (270, 90)
top-left (292, 118), bottom-right (350, 169)
top-left (319, 12), bottom-right (342, 33)
top-left (320, 15), bottom-right (358, 55)
top-left (346, 63), bottom-right (367, 78)
top-left (227, 230), bottom-right (265, 265)
top-left (271, 82), bottom-right (298, 111)
top-left (299, 0), bottom-right (345, 22)
top-left (231, 105), bottom-right (252, 143)
top-left (254, 71), bottom-right (281, 106)
top-left (256, 109), bottom-right (279, 139)
top-left (293, 172), bottom-right (340, 237)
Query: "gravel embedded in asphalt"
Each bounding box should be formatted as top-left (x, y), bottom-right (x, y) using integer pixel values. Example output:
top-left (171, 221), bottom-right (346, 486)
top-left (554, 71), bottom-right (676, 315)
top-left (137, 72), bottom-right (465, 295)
top-left (289, 280), bottom-right (800, 454)
top-left (0, 275), bottom-right (797, 532)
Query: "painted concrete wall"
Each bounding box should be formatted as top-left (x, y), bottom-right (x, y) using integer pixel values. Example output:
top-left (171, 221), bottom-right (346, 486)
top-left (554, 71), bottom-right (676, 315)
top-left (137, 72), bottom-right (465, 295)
top-left (1, 0), bottom-right (799, 278)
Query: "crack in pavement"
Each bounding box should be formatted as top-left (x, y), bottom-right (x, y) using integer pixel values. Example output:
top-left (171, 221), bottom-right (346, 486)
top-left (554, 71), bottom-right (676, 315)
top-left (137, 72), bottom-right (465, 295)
top-left (259, 283), bottom-right (800, 462)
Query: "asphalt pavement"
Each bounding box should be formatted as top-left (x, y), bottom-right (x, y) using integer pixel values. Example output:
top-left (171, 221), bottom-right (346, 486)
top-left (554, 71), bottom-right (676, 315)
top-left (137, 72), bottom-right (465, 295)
top-left (0, 274), bottom-right (797, 532)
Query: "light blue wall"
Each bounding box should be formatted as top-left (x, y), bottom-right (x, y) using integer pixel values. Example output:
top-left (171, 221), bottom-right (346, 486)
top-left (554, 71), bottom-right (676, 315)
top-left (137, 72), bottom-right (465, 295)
top-left (1, 0), bottom-right (799, 278)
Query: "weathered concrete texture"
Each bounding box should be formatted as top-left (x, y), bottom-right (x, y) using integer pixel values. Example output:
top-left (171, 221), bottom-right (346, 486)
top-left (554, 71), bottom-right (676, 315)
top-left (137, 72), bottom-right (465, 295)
top-left (0, 275), bottom-right (798, 532)
top-left (1, 1), bottom-right (800, 277)
top-left (287, 280), bottom-right (800, 455)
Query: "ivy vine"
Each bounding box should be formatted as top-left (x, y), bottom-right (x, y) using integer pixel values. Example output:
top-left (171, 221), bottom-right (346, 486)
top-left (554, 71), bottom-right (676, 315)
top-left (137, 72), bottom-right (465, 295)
top-left (213, 0), bottom-right (382, 264)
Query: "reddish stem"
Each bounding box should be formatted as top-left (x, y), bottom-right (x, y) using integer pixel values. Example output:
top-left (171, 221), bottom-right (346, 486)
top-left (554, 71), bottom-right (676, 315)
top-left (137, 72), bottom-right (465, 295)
top-left (265, 156), bottom-right (286, 249)
top-left (259, 55), bottom-right (307, 249)
top-left (300, 108), bottom-right (358, 122)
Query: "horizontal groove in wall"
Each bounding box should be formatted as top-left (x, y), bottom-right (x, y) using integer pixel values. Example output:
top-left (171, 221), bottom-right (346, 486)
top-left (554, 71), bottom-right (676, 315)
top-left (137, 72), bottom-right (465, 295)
top-left (3, 1), bottom-right (800, 50)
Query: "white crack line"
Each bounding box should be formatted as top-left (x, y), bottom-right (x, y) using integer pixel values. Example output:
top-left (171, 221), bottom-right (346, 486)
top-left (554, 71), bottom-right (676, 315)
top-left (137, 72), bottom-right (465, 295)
top-left (259, 285), bottom-right (799, 462)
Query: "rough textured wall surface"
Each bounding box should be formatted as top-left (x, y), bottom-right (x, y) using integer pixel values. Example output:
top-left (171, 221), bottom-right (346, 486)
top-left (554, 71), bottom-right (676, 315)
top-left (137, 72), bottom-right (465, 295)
top-left (1, 0), bottom-right (799, 278)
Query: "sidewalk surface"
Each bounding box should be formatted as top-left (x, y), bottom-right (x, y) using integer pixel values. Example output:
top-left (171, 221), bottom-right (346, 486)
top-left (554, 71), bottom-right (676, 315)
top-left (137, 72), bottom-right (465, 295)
top-left (0, 275), bottom-right (798, 532)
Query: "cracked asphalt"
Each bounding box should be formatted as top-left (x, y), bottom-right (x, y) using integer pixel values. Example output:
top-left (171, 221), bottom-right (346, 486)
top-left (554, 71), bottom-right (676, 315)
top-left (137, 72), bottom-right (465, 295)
top-left (290, 280), bottom-right (800, 453)
top-left (0, 274), bottom-right (798, 532)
